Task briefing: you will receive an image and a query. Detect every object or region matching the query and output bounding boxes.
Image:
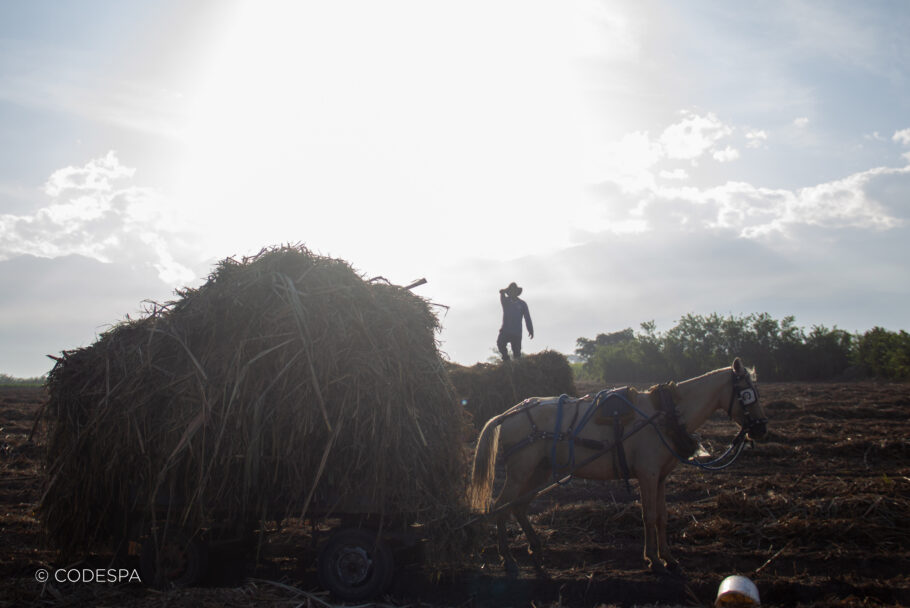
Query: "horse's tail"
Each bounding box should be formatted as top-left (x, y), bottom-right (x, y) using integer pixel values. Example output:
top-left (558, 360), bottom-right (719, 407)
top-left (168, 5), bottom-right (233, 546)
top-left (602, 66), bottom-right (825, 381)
top-left (467, 415), bottom-right (504, 513)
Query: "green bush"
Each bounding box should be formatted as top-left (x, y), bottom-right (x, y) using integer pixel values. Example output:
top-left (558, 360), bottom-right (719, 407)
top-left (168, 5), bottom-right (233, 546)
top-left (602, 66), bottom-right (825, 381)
top-left (855, 327), bottom-right (910, 379)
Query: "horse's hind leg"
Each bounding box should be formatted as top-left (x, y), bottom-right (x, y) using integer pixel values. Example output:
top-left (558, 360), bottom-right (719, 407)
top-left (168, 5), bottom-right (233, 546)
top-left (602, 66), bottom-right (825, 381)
top-left (494, 508), bottom-right (519, 578)
top-left (512, 464), bottom-right (550, 576)
top-left (513, 502), bottom-right (547, 578)
top-left (492, 474), bottom-right (522, 577)
top-left (492, 458), bottom-right (548, 577)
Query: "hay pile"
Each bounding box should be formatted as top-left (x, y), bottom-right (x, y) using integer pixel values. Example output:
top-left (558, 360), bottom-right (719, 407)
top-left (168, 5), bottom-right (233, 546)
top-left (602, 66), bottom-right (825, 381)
top-left (447, 350), bottom-right (576, 427)
top-left (40, 245), bottom-right (466, 555)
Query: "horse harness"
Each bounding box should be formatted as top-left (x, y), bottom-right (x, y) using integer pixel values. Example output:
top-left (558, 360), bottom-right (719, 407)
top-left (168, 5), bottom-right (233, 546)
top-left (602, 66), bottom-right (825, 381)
top-left (729, 367), bottom-right (767, 436)
top-left (500, 387), bottom-right (692, 491)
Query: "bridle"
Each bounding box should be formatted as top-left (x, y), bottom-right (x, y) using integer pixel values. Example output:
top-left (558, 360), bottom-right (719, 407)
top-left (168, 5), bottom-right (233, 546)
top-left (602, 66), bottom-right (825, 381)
top-left (670, 367), bottom-right (766, 471)
top-left (728, 368), bottom-right (767, 436)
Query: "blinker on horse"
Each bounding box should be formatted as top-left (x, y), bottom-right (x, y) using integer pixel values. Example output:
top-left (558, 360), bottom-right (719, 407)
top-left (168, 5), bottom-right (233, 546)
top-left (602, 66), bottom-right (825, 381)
top-left (468, 357), bottom-right (767, 576)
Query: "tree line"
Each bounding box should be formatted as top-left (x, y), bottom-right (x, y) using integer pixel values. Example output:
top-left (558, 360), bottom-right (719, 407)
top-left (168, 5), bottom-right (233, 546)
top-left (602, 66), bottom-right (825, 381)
top-left (0, 373), bottom-right (46, 387)
top-left (576, 313), bottom-right (910, 383)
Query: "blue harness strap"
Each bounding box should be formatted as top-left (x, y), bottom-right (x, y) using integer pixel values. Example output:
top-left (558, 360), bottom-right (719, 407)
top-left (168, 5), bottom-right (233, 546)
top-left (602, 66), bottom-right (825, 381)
top-left (550, 388), bottom-right (637, 480)
top-left (549, 394), bottom-right (570, 477)
top-left (503, 388), bottom-right (642, 483)
top-left (500, 398), bottom-right (543, 461)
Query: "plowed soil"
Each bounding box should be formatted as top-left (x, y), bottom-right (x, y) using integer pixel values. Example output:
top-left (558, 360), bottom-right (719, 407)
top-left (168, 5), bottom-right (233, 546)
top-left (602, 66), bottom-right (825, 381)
top-left (2, 381), bottom-right (908, 607)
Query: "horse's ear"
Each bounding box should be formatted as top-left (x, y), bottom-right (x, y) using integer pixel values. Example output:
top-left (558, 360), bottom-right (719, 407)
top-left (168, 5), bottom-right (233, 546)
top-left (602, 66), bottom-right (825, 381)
top-left (732, 357), bottom-right (744, 373)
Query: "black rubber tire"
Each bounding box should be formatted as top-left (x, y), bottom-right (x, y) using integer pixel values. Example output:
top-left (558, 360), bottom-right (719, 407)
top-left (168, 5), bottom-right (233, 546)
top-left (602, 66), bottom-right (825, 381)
top-left (139, 528), bottom-right (209, 589)
top-left (317, 528), bottom-right (394, 601)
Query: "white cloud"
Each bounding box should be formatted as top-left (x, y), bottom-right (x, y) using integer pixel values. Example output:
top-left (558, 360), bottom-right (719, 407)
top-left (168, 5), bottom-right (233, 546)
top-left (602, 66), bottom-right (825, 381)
top-left (0, 152), bottom-right (195, 285)
top-left (39, 195), bottom-right (110, 224)
top-left (594, 109), bottom-right (908, 242)
top-left (43, 151), bottom-right (135, 197)
top-left (659, 168), bottom-right (690, 180)
top-left (597, 112), bottom-right (738, 194)
top-left (712, 146), bottom-right (740, 162)
top-left (789, 167), bottom-right (906, 230)
top-left (659, 111), bottom-right (733, 160)
top-left (793, 117), bottom-right (809, 128)
top-left (594, 112), bottom-right (910, 245)
top-left (651, 165), bottom-right (908, 239)
top-left (745, 129), bottom-right (768, 148)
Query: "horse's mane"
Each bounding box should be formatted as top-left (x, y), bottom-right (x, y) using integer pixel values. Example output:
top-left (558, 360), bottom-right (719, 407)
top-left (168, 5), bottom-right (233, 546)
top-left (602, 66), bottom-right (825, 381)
top-left (644, 380), bottom-right (679, 401)
top-left (674, 362), bottom-right (758, 388)
top-left (636, 381), bottom-right (695, 457)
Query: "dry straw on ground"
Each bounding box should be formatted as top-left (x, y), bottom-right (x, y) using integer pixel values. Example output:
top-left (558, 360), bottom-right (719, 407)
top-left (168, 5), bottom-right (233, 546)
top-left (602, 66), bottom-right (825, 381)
top-left (39, 245), bottom-right (468, 556)
top-left (447, 350), bottom-right (577, 427)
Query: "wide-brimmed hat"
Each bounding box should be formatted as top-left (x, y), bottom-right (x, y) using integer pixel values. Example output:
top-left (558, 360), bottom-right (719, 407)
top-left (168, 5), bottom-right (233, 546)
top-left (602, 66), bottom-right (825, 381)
top-left (504, 282), bottom-right (522, 296)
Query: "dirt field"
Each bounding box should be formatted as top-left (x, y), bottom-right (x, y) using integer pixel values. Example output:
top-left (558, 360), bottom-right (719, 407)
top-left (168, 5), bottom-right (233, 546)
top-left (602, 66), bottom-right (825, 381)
top-left (2, 381), bottom-right (909, 607)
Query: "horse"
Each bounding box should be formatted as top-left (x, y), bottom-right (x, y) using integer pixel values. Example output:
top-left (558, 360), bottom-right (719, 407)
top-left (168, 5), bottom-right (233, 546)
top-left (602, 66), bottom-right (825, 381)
top-left (467, 357), bottom-right (767, 576)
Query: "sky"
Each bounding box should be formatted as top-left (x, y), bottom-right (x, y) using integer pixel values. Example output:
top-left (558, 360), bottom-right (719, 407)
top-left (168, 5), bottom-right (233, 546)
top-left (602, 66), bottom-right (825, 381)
top-left (1, 1), bottom-right (909, 377)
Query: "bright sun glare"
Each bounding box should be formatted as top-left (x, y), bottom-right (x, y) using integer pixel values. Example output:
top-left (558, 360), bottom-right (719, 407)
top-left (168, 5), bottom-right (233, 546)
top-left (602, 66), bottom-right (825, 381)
top-left (175, 1), bottom-right (619, 267)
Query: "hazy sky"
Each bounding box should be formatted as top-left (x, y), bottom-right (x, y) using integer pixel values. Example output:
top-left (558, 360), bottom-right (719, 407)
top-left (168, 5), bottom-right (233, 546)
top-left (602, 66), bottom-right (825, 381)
top-left (2, 1), bottom-right (909, 377)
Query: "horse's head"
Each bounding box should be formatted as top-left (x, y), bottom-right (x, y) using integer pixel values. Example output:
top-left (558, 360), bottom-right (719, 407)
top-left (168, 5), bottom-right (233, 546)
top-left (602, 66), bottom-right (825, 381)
top-left (728, 357), bottom-right (767, 440)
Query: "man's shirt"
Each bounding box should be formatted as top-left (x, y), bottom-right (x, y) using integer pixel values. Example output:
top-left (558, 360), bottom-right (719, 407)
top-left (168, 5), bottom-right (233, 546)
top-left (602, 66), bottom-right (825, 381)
top-left (500, 294), bottom-right (533, 336)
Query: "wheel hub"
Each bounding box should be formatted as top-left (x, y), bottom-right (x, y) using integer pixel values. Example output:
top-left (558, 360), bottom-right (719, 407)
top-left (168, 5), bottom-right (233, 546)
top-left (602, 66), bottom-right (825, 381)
top-left (335, 546), bottom-right (372, 586)
top-left (159, 542), bottom-right (189, 579)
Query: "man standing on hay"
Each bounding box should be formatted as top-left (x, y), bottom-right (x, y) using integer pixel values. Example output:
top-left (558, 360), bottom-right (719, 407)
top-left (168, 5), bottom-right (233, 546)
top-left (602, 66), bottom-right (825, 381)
top-left (497, 282), bottom-right (534, 361)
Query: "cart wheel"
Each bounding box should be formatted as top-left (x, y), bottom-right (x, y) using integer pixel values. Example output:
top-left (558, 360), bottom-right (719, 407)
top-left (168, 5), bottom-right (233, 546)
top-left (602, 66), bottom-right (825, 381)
top-left (318, 528), bottom-right (394, 601)
top-left (139, 528), bottom-right (209, 589)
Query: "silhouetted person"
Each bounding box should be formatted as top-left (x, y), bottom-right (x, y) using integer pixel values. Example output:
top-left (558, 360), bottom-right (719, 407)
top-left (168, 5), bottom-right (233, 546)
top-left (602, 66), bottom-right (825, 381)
top-left (497, 282), bottom-right (533, 361)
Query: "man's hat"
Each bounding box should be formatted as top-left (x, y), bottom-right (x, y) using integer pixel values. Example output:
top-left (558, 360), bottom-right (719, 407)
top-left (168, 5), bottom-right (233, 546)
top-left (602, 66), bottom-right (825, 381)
top-left (505, 282), bottom-right (522, 296)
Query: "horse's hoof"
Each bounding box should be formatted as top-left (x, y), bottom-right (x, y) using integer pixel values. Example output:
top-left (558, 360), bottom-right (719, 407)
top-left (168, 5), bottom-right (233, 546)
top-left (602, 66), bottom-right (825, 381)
top-left (646, 560), bottom-right (668, 575)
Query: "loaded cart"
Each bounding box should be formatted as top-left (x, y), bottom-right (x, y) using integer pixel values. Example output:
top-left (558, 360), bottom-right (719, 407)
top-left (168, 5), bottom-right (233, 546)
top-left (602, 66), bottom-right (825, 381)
top-left (39, 246), bottom-right (468, 601)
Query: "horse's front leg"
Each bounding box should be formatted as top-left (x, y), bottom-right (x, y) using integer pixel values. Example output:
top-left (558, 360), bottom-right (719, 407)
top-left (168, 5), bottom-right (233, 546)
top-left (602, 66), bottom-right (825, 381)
top-left (638, 473), bottom-right (664, 572)
top-left (656, 476), bottom-right (678, 570)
